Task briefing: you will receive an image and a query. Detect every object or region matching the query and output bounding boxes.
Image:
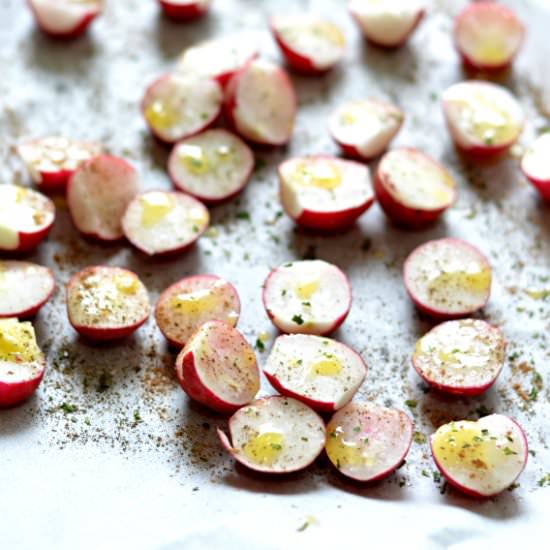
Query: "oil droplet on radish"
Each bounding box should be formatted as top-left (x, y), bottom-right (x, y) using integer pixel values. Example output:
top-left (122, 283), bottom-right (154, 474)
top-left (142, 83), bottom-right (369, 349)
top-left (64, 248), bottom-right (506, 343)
top-left (170, 287), bottom-right (218, 314)
top-left (311, 22), bottom-right (345, 46)
top-left (472, 35), bottom-right (509, 66)
top-left (428, 265), bottom-right (491, 294)
top-left (295, 279), bottom-right (319, 300)
top-left (178, 144), bottom-right (210, 175)
top-left (115, 274), bottom-right (140, 295)
top-left (243, 432), bottom-right (284, 465)
top-left (140, 193), bottom-right (175, 227)
top-left (293, 161), bottom-right (342, 191)
top-left (326, 427), bottom-right (371, 468)
top-left (311, 357), bottom-right (342, 376)
top-left (0, 318), bottom-right (41, 363)
top-left (145, 100), bottom-right (181, 131)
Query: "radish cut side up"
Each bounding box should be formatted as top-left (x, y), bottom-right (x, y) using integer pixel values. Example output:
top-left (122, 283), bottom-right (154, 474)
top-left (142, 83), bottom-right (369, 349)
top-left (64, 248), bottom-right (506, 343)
top-left (412, 319), bottom-right (505, 396)
top-left (155, 275), bottom-right (240, 348)
top-left (217, 396), bottom-right (326, 473)
top-left (158, 0), bottom-right (211, 21)
top-left (325, 402), bottom-right (413, 481)
top-left (264, 334), bottom-right (366, 412)
top-left (176, 320), bottom-right (259, 413)
top-left (168, 129), bottom-right (254, 204)
top-left (521, 133), bottom-right (550, 201)
top-left (262, 260), bottom-right (351, 336)
top-left (431, 415), bottom-right (528, 498)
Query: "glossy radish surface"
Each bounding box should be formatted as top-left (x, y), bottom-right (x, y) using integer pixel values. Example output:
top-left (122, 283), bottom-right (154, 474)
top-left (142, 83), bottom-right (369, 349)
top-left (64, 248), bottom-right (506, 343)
top-left (404, 238), bottom-right (492, 319)
top-left (155, 275), bottom-right (240, 348)
top-left (431, 415), bottom-right (528, 498)
top-left (122, 190), bottom-right (209, 257)
top-left (158, 0), bottom-right (211, 21)
top-left (412, 319), bottom-right (505, 396)
top-left (66, 266), bottom-right (150, 341)
top-left (0, 261), bottom-right (55, 319)
top-left (218, 396), bottom-right (326, 473)
top-left (262, 260), bottom-right (351, 336)
top-left (326, 402), bottom-right (413, 481)
top-left (264, 334), bottom-right (366, 412)
top-left (521, 133), bottom-right (550, 200)
top-left (168, 129), bottom-right (254, 204)
top-left (328, 98), bottom-right (404, 160)
top-left (176, 320), bottom-right (259, 413)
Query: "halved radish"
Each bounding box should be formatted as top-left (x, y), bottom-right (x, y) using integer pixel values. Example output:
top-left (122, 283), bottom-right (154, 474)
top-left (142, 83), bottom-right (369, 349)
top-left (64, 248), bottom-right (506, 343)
top-left (262, 260), bottom-right (351, 336)
top-left (374, 148), bottom-right (457, 229)
top-left (0, 261), bottom-right (55, 319)
top-left (442, 81), bottom-right (524, 157)
top-left (279, 156), bottom-right (375, 231)
top-left (168, 129), bottom-right (254, 205)
top-left (155, 275), bottom-right (240, 348)
top-left (431, 415), bottom-right (528, 498)
top-left (348, 0), bottom-right (425, 48)
top-left (264, 334), bottom-right (366, 412)
top-left (141, 73), bottom-right (223, 144)
top-left (217, 396), bottom-right (326, 473)
top-left (67, 155), bottom-right (138, 242)
top-left (27, 0), bottom-right (102, 40)
top-left (325, 402), bottom-right (413, 481)
top-left (328, 98), bottom-right (404, 161)
top-left (454, 3), bottom-right (524, 71)
top-left (412, 319), bottom-right (505, 396)
top-left (17, 136), bottom-right (102, 193)
top-left (403, 238), bottom-right (492, 319)
top-left (0, 318), bottom-right (46, 407)
top-left (224, 59), bottom-right (297, 147)
top-left (158, 0), bottom-right (211, 21)
top-left (270, 15), bottom-right (346, 74)
top-left (521, 133), bottom-right (550, 201)
top-left (122, 190), bottom-right (209, 257)
top-left (66, 266), bottom-right (150, 341)
top-left (176, 320), bottom-right (259, 413)
top-left (0, 185), bottom-right (55, 253)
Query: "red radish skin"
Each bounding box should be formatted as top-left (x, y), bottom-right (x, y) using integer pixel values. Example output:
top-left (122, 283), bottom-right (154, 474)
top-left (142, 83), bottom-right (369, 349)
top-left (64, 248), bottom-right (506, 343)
top-left (521, 133), bottom-right (550, 201)
top-left (158, 0), bottom-right (211, 21)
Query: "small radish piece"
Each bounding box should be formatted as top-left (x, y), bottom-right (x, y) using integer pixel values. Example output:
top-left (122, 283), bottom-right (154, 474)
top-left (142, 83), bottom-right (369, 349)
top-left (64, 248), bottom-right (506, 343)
top-left (442, 81), bottom-right (523, 157)
top-left (176, 320), bottom-right (259, 413)
top-left (374, 148), bottom-right (457, 229)
top-left (141, 73), bottom-right (223, 144)
top-left (0, 185), bottom-right (55, 253)
top-left (217, 396), bottom-right (326, 473)
top-left (0, 261), bottom-right (55, 319)
top-left (224, 59), bottom-right (297, 147)
top-left (431, 415), bottom-right (528, 498)
top-left (328, 98), bottom-right (404, 161)
top-left (122, 190), bottom-right (209, 257)
top-left (158, 0), bottom-right (211, 21)
top-left (27, 0), bottom-right (102, 39)
top-left (168, 129), bottom-right (254, 205)
top-left (348, 0), bottom-right (425, 48)
top-left (17, 136), bottom-right (102, 193)
top-left (412, 319), bottom-right (505, 396)
top-left (521, 133), bottom-right (550, 201)
top-left (264, 334), bottom-right (366, 412)
top-left (270, 15), bottom-right (346, 74)
top-left (0, 318), bottom-right (46, 407)
top-left (404, 238), bottom-right (492, 319)
top-left (454, 3), bottom-right (524, 71)
top-left (279, 156), bottom-right (375, 231)
top-left (67, 155), bottom-right (138, 242)
top-left (155, 275), bottom-right (240, 348)
top-left (325, 402), bottom-right (413, 481)
top-left (262, 260), bottom-right (351, 336)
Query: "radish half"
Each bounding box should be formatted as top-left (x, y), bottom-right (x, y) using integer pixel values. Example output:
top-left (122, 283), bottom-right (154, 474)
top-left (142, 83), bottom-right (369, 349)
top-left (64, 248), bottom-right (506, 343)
top-left (122, 190), bottom-right (209, 257)
top-left (66, 266), bottom-right (150, 341)
top-left (17, 136), bottom-right (102, 193)
top-left (141, 73), bottom-right (223, 144)
top-left (328, 98), bottom-right (404, 161)
top-left (158, 0), bottom-right (211, 21)
top-left (374, 148), bottom-right (457, 229)
top-left (431, 415), bottom-right (528, 498)
top-left (168, 129), bottom-right (254, 205)
top-left (262, 260), bottom-right (352, 336)
top-left (155, 275), bottom-right (240, 348)
top-left (454, 3), bottom-right (524, 71)
top-left (217, 396), bottom-right (326, 474)
top-left (264, 334), bottom-right (367, 412)
top-left (0, 318), bottom-right (46, 407)
top-left (176, 320), bottom-right (259, 413)
top-left (442, 81), bottom-right (524, 157)
top-left (412, 319), bottom-right (505, 396)
top-left (325, 402), bottom-right (413, 481)
top-left (404, 238), bottom-right (492, 319)
top-left (224, 59), bottom-right (297, 147)
top-left (521, 133), bottom-right (550, 201)
top-left (279, 156), bottom-right (375, 231)
top-left (67, 155), bottom-right (138, 242)
top-left (0, 261), bottom-right (55, 319)
top-left (0, 185), bottom-right (55, 253)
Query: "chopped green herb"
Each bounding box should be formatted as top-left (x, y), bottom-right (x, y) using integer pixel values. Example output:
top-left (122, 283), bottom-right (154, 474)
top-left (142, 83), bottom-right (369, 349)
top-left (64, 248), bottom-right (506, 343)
top-left (255, 338), bottom-right (265, 352)
top-left (503, 447), bottom-right (518, 456)
top-left (301, 437), bottom-right (309, 442)
top-left (537, 474), bottom-right (550, 487)
top-left (432, 471), bottom-right (441, 483)
top-left (413, 431), bottom-right (427, 444)
top-left (60, 402), bottom-right (77, 414)
top-left (481, 429), bottom-right (489, 436)
top-left (405, 399), bottom-right (418, 409)
top-left (236, 211), bottom-right (250, 221)
top-left (353, 426), bottom-right (361, 433)
top-left (421, 469), bottom-right (430, 477)
top-left (271, 443), bottom-right (282, 450)
top-left (292, 314), bottom-right (304, 325)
